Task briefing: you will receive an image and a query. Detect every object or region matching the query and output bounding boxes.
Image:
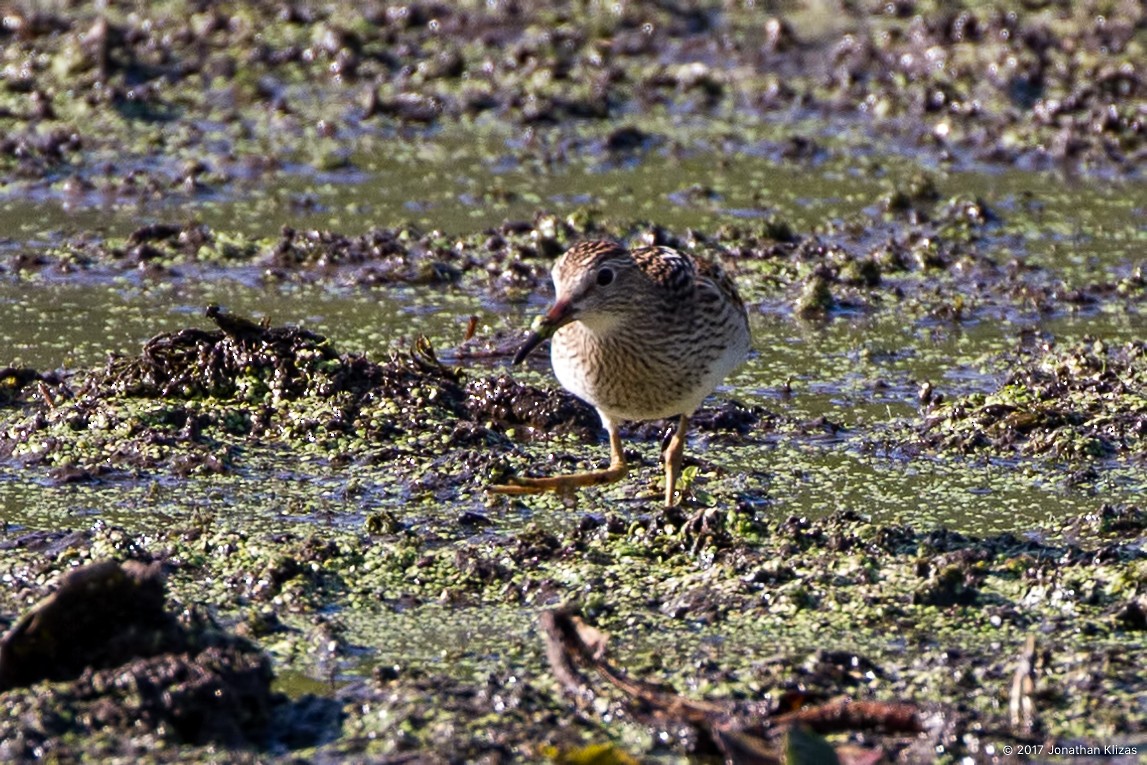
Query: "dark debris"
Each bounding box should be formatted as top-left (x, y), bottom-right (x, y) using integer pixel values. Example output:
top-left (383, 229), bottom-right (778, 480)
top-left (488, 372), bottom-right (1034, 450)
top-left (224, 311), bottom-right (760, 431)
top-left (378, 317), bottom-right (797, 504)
top-left (0, 560), bottom-right (278, 758)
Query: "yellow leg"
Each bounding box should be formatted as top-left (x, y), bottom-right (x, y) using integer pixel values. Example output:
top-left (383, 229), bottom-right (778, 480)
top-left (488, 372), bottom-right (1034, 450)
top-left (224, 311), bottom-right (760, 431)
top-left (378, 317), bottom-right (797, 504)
top-left (663, 414), bottom-right (688, 507)
top-left (490, 424), bottom-right (628, 496)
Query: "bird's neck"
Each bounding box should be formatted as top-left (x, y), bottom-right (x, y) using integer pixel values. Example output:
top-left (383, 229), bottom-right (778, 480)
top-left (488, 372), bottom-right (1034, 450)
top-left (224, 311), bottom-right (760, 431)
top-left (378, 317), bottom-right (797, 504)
top-left (573, 311), bottom-right (624, 336)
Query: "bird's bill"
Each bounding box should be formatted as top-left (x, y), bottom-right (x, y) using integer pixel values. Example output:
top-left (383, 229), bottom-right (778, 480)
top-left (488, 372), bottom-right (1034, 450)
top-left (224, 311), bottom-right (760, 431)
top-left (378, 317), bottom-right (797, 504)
top-left (511, 299), bottom-right (575, 365)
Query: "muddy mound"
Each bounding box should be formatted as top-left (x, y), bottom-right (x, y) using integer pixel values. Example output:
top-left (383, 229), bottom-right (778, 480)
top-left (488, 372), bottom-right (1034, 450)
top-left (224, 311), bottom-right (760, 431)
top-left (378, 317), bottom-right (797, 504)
top-left (0, 307), bottom-right (665, 480)
top-left (920, 339), bottom-right (1147, 459)
top-left (0, 560), bottom-right (275, 758)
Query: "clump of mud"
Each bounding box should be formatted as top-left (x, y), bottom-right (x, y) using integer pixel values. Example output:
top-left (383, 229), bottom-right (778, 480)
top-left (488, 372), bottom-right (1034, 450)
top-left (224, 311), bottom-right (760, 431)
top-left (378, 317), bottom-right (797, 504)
top-left (920, 339), bottom-right (1147, 458)
top-left (0, 559), bottom-right (277, 759)
top-left (0, 305), bottom-right (605, 482)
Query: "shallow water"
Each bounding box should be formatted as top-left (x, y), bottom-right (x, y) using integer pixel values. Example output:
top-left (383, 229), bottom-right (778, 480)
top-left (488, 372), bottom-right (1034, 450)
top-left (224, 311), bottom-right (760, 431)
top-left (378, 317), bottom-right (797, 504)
top-left (2, 121), bottom-right (1146, 540)
top-left (1, 287), bottom-right (1143, 539)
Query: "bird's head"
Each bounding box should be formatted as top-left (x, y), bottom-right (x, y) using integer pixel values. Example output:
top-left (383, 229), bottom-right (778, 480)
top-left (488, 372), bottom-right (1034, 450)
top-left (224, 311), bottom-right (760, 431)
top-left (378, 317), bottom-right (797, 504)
top-left (512, 240), bottom-right (638, 365)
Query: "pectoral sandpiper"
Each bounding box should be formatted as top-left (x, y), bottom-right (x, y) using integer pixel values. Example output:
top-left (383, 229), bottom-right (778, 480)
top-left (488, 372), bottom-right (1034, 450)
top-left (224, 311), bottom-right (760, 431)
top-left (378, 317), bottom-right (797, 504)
top-left (490, 240), bottom-right (751, 506)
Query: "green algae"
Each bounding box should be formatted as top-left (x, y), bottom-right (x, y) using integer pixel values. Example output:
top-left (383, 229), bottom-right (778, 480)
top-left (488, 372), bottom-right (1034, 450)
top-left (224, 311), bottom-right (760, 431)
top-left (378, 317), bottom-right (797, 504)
top-left (5, 0), bottom-right (1140, 184)
top-left (0, 0), bottom-right (1146, 760)
top-left (4, 293), bottom-right (1140, 761)
top-left (1, 198), bottom-right (1145, 757)
top-left (918, 339), bottom-right (1147, 460)
top-left (1, 506), bottom-right (1143, 761)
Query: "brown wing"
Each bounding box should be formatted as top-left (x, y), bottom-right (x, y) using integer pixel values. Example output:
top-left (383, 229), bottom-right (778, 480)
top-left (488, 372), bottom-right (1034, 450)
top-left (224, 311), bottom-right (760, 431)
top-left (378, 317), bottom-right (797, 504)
top-left (629, 246), bottom-right (696, 297)
top-left (695, 253), bottom-right (747, 316)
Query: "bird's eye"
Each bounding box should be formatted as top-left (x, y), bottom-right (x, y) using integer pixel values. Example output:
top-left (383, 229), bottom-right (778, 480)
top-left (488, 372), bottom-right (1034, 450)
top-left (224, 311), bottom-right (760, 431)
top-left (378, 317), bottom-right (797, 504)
top-left (596, 268), bottom-right (615, 286)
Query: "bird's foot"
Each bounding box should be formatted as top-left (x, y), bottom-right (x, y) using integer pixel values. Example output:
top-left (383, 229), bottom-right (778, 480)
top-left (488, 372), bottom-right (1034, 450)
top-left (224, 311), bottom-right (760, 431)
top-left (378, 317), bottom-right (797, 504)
top-left (489, 464), bottom-right (628, 497)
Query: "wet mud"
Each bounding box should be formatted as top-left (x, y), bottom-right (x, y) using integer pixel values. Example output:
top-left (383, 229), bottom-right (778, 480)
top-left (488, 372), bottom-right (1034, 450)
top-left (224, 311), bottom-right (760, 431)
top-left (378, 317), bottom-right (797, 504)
top-left (0, 498), bottom-right (1143, 761)
top-left (1, 1), bottom-right (1145, 762)
top-left (0, 0), bottom-right (1142, 201)
top-left (1, 304), bottom-right (1144, 761)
